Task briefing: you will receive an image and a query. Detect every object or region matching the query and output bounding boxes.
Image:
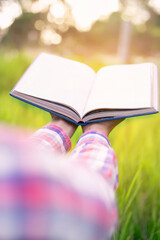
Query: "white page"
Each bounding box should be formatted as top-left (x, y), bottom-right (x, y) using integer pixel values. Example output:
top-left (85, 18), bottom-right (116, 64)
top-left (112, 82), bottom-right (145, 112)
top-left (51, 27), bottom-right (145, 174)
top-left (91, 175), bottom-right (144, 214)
top-left (84, 63), bottom-right (152, 114)
top-left (151, 64), bottom-right (159, 111)
top-left (14, 53), bottom-right (95, 117)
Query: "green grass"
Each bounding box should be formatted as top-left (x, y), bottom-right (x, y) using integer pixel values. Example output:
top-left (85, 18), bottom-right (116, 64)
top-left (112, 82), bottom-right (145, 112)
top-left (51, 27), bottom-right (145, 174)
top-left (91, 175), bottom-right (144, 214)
top-left (0, 51), bottom-right (160, 239)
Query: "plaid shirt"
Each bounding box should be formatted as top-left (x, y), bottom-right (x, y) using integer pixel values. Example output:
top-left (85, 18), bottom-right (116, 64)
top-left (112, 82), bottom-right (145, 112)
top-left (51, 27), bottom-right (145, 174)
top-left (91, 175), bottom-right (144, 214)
top-left (0, 123), bottom-right (118, 240)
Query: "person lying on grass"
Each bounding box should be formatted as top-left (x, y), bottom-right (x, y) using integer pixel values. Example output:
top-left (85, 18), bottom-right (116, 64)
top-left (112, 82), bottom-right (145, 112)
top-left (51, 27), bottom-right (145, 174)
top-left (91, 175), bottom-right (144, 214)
top-left (0, 115), bottom-right (124, 240)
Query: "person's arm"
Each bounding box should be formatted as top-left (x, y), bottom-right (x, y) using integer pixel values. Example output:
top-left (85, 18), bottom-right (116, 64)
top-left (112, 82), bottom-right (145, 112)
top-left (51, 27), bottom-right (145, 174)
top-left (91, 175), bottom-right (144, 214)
top-left (69, 119), bottom-right (124, 190)
top-left (31, 115), bottom-right (76, 154)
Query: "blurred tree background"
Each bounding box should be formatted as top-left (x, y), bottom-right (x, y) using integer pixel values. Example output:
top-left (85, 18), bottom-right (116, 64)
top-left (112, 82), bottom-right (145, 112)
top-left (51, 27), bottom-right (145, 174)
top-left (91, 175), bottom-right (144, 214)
top-left (1, 0), bottom-right (160, 62)
top-left (0, 1), bottom-right (160, 239)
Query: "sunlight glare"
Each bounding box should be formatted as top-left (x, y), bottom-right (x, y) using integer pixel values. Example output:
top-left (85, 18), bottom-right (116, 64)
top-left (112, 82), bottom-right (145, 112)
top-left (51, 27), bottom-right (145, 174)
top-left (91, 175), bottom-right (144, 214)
top-left (40, 28), bottom-right (62, 45)
top-left (0, 1), bottom-right (22, 30)
top-left (122, 1), bottom-right (150, 25)
top-left (66, 0), bottom-right (119, 31)
top-left (149, 0), bottom-right (160, 13)
top-left (50, 1), bottom-right (65, 18)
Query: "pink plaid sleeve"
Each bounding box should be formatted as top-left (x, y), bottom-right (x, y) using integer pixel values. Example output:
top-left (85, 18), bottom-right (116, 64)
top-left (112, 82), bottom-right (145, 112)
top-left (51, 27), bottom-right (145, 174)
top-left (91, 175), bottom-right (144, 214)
top-left (31, 123), bottom-right (71, 154)
top-left (0, 125), bottom-right (118, 240)
top-left (69, 130), bottom-right (119, 190)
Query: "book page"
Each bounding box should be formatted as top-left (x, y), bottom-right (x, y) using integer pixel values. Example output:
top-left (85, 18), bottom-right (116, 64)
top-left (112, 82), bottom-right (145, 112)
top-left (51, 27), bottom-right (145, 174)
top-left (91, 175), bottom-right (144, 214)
top-left (84, 63), bottom-right (153, 115)
top-left (151, 64), bottom-right (159, 112)
top-left (14, 53), bottom-right (95, 117)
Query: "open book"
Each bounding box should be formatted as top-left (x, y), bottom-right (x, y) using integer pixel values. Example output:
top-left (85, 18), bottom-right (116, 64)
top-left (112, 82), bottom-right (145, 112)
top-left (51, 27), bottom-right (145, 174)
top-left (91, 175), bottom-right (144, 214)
top-left (10, 53), bottom-right (159, 125)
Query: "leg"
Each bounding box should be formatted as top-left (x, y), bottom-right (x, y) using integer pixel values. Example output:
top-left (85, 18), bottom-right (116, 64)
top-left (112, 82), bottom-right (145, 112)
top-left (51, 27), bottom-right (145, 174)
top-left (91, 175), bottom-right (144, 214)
top-left (31, 115), bottom-right (77, 154)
